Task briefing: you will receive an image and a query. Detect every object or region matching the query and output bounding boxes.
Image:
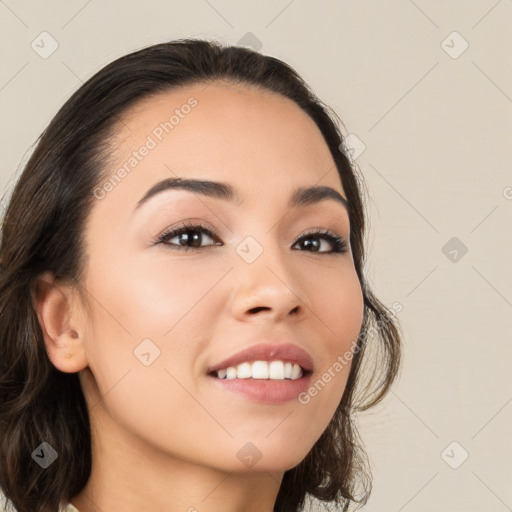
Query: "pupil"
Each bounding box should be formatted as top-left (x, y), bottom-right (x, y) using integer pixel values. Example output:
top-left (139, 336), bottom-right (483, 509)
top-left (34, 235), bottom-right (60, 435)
top-left (304, 238), bottom-right (319, 251)
top-left (181, 230), bottom-right (201, 247)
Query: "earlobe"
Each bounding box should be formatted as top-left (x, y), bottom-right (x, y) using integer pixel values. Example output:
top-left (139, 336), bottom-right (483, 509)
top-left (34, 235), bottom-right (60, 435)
top-left (32, 271), bottom-right (88, 373)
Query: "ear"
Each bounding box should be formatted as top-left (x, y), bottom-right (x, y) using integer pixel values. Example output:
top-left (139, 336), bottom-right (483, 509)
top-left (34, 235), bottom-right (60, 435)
top-left (32, 271), bottom-right (88, 373)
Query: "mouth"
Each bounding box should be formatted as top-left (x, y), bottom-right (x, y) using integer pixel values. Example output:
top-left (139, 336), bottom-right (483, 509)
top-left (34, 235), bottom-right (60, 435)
top-left (208, 360), bottom-right (310, 381)
top-left (206, 343), bottom-right (314, 404)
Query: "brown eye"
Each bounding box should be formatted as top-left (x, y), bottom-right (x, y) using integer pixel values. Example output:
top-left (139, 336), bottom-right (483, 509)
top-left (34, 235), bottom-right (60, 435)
top-left (293, 229), bottom-right (348, 254)
top-left (157, 222), bottom-right (221, 251)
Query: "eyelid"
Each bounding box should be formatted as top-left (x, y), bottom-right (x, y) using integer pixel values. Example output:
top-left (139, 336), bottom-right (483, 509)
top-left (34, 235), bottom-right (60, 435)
top-left (155, 218), bottom-right (220, 242)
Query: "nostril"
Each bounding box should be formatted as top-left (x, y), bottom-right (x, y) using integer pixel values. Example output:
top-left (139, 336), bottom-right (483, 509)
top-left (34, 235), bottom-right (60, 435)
top-left (249, 306), bottom-right (270, 314)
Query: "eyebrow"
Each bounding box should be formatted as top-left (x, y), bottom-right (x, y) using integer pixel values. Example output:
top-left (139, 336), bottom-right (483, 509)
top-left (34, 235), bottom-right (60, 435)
top-left (135, 177), bottom-right (348, 212)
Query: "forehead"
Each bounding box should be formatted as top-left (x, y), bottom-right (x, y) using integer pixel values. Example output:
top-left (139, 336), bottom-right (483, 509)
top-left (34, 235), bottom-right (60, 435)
top-left (98, 81), bottom-right (345, 212)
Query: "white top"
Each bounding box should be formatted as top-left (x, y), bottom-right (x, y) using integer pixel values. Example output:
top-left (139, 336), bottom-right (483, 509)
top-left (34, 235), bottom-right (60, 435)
top-left (0, 489), bottom-right (79, 511)
top-left (61, 504), bottom-right (80, 512)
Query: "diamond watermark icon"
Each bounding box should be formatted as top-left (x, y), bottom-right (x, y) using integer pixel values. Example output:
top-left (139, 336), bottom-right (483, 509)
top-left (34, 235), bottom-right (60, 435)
top-left (133, 338), bottom-right (161, 366)
top-left (441, 31), bottom-right (469, 59)
top-left (31, 31), bottom-right (59, 59)
top-left (236, 236), bottom-right (263, 264)
top-left (442, 236), bottom-right (468, 263)
top-left (32, 442), bottom-right (58, 469)
top-left (441, 441), bottom-right (469, 469)
top-left (237, 442), bottom-right (262, 468)
top-left (237, 32), bottom-right (262, 51)
top-left (339, 134), bottom-right (366, 163)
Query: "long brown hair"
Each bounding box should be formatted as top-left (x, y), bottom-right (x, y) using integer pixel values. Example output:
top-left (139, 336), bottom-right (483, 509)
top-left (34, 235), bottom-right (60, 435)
top-left (0, 38), bottom-right (402, 512)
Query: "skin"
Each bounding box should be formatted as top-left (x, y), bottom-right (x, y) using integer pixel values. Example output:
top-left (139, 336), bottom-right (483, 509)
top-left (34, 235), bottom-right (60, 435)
top-left (34, 82), bottom-right (364, 512)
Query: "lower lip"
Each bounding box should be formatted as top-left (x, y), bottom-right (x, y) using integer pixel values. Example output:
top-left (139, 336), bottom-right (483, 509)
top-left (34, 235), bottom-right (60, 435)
top-left (209, 373), bottom-right (312, 404)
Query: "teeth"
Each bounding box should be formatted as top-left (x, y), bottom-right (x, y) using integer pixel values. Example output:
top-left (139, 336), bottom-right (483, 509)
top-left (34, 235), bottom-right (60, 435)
top-left (269, 361), bottom-right (285, 379)
top-left (237, 362), bottom-right (252, 379)
top-left (214, 360), bottom-right (304, 380)
top-left (251, 361), bottom-right (269, 379)
top-left (290, 362), bottom-right (302, 380)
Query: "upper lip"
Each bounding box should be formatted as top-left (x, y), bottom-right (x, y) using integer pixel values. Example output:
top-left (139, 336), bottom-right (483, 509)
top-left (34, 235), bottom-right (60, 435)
top-left (207, 342), bottom-right (314, 374)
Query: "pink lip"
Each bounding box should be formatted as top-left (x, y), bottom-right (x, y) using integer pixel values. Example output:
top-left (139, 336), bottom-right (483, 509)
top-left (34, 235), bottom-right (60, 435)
top-left (210, 373), bottom-right (313, 404)
top-left (207, 342), bottom-right (314, 374)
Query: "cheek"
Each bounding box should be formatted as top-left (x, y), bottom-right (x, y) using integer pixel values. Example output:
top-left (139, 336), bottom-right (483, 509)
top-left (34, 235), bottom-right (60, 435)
top-left (80, 259), bottom-right (216, 453)
top-left (85, 251), bottom-right (226, 341)
top-left (111, 255), bottom-right (229, 334)
top-left (81, 254), bottom-right (230, 387)
top-left (301, 267), bottom-right (364, 410)
top-left (313, 263), bottom-right (364, 352)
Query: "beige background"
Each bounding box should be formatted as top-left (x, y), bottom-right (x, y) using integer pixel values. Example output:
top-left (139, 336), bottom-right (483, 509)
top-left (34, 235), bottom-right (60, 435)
top-left (1, 1), bottom-right (511, 511)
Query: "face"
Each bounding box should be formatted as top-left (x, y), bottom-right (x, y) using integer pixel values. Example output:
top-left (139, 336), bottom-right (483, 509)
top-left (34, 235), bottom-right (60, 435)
top-left (76, 82), bottom-right (364, 473)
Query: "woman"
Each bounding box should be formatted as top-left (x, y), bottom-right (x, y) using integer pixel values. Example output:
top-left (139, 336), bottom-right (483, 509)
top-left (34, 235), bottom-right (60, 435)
top-left (0, 39), bottom-right (402, 512)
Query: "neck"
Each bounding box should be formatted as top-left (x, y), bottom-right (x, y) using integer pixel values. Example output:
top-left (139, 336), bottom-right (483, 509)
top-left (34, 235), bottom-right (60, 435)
top-left (70, 403), bottom-right (284, 512)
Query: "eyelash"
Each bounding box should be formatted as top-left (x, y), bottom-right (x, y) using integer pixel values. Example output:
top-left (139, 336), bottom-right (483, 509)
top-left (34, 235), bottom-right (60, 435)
top-left (155, 221), bottom-right (348, 255)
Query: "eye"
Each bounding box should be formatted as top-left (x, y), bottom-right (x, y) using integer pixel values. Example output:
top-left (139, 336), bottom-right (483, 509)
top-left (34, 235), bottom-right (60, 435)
top-left (156, 221), bottom-right (221, 252)
top-left (293, 228), bottom-right (348, 255)
top-left (155, 223), bottom-right (348, 255)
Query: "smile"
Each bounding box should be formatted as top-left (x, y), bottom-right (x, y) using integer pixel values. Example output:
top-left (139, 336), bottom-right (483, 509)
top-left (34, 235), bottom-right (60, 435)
top-left (211, 360), bottom-right (304, 380)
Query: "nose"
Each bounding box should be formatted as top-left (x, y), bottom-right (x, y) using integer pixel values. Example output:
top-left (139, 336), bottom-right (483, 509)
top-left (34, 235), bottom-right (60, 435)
top-left (229, 242), bottom-right (306, 323)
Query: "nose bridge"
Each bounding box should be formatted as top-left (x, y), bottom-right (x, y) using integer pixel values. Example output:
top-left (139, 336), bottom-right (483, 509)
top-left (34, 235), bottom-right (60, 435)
top-left (230, 230), bottom-right (304, 318)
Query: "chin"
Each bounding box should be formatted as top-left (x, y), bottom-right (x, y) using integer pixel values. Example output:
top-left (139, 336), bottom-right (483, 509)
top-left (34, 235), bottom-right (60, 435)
top-left (226, 440), bottom-right (313, 474)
